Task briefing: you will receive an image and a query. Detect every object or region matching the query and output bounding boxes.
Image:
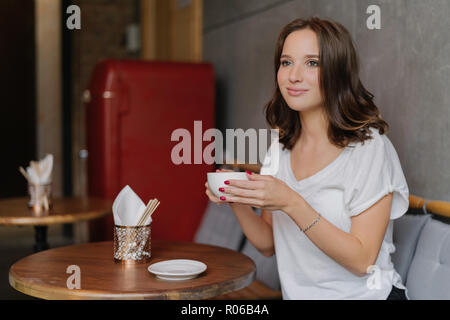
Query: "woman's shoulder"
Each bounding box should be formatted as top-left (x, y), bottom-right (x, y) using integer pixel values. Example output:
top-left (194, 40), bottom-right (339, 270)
top-left (347, 127), bottom-right (391, 154)
top-left (344, 127), bottom-right (399, 173)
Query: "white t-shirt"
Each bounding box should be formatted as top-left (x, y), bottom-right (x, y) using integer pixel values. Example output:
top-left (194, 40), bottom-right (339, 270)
top-left (260, 127), bottom-right (410, 300)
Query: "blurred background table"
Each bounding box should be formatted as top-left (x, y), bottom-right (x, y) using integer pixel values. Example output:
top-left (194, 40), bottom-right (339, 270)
top-left (0, 197), bottom-right (112, 252)
top-left (9, 240), bottom-right (256, 300)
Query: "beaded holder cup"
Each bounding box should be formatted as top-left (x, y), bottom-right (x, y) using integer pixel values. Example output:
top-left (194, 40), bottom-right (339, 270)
top-left (114, 224), bottom-right (151, 264)
top-left (27, 182), bottom-right (53, 213)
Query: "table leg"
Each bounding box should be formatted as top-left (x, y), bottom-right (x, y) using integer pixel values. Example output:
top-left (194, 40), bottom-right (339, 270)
top-left (34, 226), bottom-right (49, 252)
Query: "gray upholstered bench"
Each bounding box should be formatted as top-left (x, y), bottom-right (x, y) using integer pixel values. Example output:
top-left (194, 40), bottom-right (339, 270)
top-left (392, 207), bottom-right (450, 299)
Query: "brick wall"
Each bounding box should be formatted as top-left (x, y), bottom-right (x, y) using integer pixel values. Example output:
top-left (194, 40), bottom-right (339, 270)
top-left (71, 0), bottom-right (140, 196)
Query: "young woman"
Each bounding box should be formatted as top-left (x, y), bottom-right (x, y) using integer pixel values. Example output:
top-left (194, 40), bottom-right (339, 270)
top-left (205, 17), bottom-right (409, 300)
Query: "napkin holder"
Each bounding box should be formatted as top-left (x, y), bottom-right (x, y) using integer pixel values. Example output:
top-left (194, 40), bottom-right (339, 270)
top-left (113, 224), bottom-right (151, 264)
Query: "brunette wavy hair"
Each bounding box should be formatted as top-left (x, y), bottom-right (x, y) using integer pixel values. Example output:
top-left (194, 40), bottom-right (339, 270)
top-left (264, 17), bottom-right (389, 150)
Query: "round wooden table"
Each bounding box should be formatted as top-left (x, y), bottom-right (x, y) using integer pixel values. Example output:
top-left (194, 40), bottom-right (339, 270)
top-left (0, 197), bottom-right (112, 252)
top-left (9, 240), bottom-right (256, 300)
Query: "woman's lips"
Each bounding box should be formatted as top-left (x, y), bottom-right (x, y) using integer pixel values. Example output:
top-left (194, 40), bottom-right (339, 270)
top-left (287, 88), bottom-right (309, 96)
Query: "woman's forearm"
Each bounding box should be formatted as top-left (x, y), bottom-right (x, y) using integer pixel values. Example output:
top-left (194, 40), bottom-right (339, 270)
top-left (229, 203), bottom-right (274, 256)
top-left (283, 196), bottom-right (369, 277)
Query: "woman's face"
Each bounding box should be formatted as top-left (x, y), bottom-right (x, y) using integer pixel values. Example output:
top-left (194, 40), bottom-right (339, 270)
top-left (277, 29), bottom-right (322, 112)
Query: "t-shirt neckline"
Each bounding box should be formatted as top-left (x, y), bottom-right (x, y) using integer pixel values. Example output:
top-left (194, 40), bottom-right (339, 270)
top-left (287, 145), bottom-right (350, 187)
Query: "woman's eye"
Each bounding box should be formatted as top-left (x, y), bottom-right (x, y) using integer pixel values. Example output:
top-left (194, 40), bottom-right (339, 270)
top-left (280, 60), bottom-right (291, 67)
top-left (307, 60), bottom-right (319, 67)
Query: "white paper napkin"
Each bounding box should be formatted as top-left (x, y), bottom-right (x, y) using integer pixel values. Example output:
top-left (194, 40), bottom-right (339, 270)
top-left (26, 154), bottom-right (53, 185)
top-left (112, 185), bottom-right (152, 226)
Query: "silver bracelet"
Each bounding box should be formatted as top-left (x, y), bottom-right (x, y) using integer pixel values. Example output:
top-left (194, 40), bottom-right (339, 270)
top-left (302, 214), bottom-right (321, 233)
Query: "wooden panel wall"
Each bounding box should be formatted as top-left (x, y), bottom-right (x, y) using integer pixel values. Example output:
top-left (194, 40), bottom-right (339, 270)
top-left (35, 0), bottom-right (63, 197)
top-left (141, 0), bottom-right (203, 62)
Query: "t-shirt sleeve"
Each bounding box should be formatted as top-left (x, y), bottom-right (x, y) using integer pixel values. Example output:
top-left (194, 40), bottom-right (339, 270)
top-left (343, 132), bottom-right (409, 220)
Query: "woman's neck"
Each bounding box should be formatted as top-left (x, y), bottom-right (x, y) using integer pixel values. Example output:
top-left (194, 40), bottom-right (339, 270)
top-left (297, 106), bottom-right (329, 148)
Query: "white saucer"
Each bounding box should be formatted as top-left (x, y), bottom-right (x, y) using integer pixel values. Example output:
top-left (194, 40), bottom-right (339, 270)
top-left (148, 259), bottom-right (207, 281)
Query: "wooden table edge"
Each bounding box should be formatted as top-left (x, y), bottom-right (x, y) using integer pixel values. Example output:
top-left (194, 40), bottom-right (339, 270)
top-left (9, 264), bottom-right (256, 300)
top-left (0, 210), bottom-right (112, 226)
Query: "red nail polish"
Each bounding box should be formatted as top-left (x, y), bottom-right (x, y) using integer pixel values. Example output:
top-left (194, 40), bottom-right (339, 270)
top-left (246, 170), bottom-right (252, 175)
top-left (219, 187), bottom-right (225, 192)
top-left (220, 196), bottom-right (226, 201)
top-left (224, 180), bottom-right (230, 185)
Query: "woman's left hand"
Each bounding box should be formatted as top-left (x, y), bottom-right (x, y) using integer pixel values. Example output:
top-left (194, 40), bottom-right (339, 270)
top-left (218, 170), bottom-right (301, 211)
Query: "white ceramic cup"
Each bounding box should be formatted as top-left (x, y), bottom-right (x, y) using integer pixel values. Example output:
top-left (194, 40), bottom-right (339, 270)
top-left (207, 172), bottom-right (249, 198)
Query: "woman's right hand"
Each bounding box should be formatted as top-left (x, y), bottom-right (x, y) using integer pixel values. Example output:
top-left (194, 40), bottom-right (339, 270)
top-left (205, 169), bottom-right (235, 205)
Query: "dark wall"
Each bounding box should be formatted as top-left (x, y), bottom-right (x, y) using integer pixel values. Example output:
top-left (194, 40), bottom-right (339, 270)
top-left (0, 0), bottom-right (36, 198)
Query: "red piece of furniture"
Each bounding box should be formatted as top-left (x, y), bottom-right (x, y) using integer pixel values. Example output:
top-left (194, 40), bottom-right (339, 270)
top-left (86, 60), bottom-right (215, 242)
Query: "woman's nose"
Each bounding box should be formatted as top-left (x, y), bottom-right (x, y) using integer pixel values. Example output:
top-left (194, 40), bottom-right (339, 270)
top-left (288, 65), bottom-right (304, 83)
